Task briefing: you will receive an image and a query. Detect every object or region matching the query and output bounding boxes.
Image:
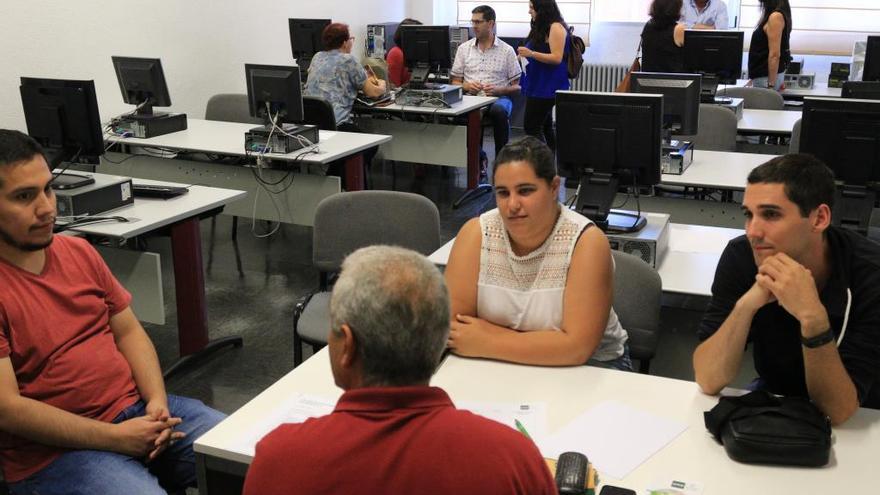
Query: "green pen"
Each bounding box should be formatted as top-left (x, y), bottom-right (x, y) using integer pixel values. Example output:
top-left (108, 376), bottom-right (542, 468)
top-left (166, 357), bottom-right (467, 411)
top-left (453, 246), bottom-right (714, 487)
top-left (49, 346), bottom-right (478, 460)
top-left (514, 419), bottom-right (532, 440)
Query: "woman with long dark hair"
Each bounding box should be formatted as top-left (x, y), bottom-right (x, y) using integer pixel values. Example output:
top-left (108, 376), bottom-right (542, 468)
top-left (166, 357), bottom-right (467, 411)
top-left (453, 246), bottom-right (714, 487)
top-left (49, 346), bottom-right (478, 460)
top-left (386, 18), bottom-right (422, 87)
top-left (640, 0), bottom-right (685, 73)
top-left (748, 0), bottom-right (792, 90)
top-left (517, 0), bottom-right (570, 150)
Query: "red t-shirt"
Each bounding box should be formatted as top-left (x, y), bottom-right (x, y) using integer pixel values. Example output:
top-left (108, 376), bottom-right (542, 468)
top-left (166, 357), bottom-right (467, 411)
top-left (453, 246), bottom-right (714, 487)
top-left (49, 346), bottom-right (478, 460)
top-left (243, 386), bottom-right (557, 495)
top-left (386, 46), bottom-right (411, 87)
top-left (0, 235), bottom-right (139, 482)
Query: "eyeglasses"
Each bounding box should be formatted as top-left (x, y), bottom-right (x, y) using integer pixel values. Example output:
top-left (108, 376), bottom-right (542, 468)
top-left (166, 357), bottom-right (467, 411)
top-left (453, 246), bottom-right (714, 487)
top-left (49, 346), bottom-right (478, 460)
top-left (471, 19), bottom-right (487, 25)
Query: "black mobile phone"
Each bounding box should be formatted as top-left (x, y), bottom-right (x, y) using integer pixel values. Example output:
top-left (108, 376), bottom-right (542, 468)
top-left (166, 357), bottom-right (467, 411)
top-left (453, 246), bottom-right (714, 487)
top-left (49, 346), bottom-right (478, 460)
top-left (599, 485), bottom-right (637, 495)
top-left (51, 173), bottom-right (95, 190)
top-left (555, 451), bottom-right (588, 494)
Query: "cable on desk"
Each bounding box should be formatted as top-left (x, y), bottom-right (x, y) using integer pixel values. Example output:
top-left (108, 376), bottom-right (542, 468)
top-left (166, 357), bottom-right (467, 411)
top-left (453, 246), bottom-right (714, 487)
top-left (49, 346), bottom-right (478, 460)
top-left (54, 215), bottom-right (129, 233)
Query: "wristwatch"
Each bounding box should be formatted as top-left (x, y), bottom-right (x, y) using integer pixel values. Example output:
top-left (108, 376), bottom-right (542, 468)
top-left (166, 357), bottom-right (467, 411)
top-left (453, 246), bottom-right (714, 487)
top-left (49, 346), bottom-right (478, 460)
top-left (801, 329), bottom-right (835, 348)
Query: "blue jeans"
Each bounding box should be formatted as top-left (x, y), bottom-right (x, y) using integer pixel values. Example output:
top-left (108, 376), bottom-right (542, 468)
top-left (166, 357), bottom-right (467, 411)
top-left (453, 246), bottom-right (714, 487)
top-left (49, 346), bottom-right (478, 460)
top-left (10, 395), bottom-right (225, 495)
top-left (587, 343), bottom-right (634, 372)
top-left (752, 73), bottom-right (785, 91)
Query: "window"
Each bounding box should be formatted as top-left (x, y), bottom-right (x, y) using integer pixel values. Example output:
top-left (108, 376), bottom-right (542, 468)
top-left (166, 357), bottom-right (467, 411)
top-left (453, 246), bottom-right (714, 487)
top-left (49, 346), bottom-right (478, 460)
top-left (740, 1), bottom-right (880, 55)
top-left (456, 0), bottom-right (592, 44)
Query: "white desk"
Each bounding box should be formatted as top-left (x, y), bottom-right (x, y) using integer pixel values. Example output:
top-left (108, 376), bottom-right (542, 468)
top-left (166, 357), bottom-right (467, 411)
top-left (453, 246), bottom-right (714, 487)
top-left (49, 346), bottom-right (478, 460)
top-left (105, 119), bottom-right (391, 192)
top-left (738, 109), bottom-right (802, 136)
top-left (661, 150), bottom-right (777, 190)
top-left (66, 175), bottom-right (247, 376)
top-left (356, 95), bottom-right (497, 205)
top-left (194, 348), bottom-right (880, 494)
top-left (429, 223), bottom-right (745, 297)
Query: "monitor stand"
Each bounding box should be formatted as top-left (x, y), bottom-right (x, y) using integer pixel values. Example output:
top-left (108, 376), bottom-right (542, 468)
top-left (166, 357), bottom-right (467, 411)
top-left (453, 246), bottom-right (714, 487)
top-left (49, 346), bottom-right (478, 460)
top-left (699, 74), bottom-right (720, 103)
top-left (408, 64), bottom-right (431, 89)
top-left (575, 172), bottom-right (647, 233)
top-left (834, 184), bottom-right (876, 236)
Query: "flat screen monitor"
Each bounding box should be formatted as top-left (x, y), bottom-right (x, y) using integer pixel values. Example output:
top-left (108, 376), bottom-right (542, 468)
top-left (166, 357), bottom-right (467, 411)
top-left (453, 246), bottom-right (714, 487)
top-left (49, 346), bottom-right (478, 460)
top-left (289, 18), bottom-right (331, 61)
top-left (682, 30), bottom-right (744, 84)
top-left (864, 36), bottom-right (880, 82)
top-left (19, 77), bottom-right (104, 166)
top-left (556, 91), bottom-right (663, 231)
top-left (800, 97), bottom-right (880, 188)
top-left (630, 72), bottom-right (701, 135)
top-left (111, 56), bottom-right (172, 116)
top-left (842, 81), bottom-right (880, 100)
top-left (245, 64), bottom-right (303, 124)
top-left (399, 25), bottom-right (452, 86)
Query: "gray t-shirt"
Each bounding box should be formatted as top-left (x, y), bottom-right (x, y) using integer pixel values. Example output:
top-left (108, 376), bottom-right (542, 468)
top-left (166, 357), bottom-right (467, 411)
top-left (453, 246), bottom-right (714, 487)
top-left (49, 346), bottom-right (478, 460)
top-left (304, 50), bottom-right (367, 125)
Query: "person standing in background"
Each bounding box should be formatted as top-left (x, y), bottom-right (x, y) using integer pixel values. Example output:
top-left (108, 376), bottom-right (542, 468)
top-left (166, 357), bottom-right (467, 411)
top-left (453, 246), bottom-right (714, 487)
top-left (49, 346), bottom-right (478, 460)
top-left (518, 0), bottom-right (569, 151)
top-left (748, 0), bottom-right (792, 91)
top-left (386, 18), bottom-right (422, 87)
top-left (641, 0), bottom-right (686, 73)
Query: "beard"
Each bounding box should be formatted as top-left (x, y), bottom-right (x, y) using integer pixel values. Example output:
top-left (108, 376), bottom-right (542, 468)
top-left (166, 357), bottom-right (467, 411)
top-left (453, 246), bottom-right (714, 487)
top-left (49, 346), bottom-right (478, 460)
top-left (0, 224), bottom-right (54, 252)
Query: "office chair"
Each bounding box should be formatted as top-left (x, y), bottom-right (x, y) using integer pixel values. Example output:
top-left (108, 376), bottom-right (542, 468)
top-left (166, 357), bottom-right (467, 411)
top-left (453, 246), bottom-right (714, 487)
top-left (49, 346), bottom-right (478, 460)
top-left (789, 118), bottom-right (801, 153)
top-left (716, 87), bottom-right (784, 110)
top-left (301, 96), bottom-right (337, 131)
top-left (293, 191), bottom-right (441, 366)
top-left (204, 93), bottom-right (263, 124)
top-left (611, 250), bottom-right (662, 374)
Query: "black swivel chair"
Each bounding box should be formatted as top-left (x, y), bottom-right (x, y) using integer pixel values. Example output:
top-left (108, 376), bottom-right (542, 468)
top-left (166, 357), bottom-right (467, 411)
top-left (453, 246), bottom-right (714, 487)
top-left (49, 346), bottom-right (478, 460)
top-left (301, 96), bottom-right (337, 131)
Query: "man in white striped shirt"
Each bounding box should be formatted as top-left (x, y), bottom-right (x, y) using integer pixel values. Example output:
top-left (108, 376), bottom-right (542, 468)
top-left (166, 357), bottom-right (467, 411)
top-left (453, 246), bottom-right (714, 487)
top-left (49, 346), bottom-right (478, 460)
top-left (451, 5), bottom-right (522, 156)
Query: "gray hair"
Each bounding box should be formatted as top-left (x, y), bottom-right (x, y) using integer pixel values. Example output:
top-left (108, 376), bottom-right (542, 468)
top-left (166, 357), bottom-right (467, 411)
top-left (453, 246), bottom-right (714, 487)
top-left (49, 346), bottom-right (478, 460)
top-left (330, 245), bottom-right (450, 386)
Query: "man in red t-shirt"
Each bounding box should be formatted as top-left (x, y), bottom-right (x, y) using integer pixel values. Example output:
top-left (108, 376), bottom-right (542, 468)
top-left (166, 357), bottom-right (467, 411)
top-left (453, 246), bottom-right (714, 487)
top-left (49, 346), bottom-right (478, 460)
top-left (243, 245), bottom-right (557, 495)
top-left (0, 130), bottom-right (224, 494)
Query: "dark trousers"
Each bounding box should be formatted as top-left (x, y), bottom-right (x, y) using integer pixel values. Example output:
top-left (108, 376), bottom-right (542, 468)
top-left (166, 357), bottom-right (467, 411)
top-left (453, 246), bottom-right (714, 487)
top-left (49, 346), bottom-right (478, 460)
top-left (523, 96), bottom-right (557, 151)
top-left (329, 121), bottom-right (378, 183)
top-left (487, 97), bottom-right (514, 156)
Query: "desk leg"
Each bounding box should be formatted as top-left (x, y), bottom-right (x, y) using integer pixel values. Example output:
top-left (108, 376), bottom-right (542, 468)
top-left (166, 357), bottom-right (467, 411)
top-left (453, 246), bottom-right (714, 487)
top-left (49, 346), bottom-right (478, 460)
top-left (452, 109), bottom-right (492, 209)
top-left (163, 217), bottom-right (242, 379)
top-left (344, 153), bottom-right (365, 191)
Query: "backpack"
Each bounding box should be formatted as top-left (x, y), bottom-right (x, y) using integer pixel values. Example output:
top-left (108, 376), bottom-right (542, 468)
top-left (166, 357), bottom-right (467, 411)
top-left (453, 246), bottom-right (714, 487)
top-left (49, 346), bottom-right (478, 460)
top-left (566, 26), bottom-right (586, 79)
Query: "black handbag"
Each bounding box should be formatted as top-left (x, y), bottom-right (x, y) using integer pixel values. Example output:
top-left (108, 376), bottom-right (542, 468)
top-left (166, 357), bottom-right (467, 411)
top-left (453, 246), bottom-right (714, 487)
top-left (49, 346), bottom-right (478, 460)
top-left (704, 390), bottom-right (832, 467)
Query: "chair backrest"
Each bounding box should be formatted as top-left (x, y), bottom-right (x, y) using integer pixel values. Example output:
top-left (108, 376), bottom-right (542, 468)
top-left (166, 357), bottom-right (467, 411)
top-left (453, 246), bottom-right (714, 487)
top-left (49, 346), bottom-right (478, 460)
top-left (301, 96), bottom-right (337, 131)
top-left (312, 191), bottom-right (441, 272)
top-left (789, 117), bottom-right (802, 153)
top-left (717, 87), bottom-right (785, 110)
top-left (677, 104), bottom-right (737, 152)
top-left (204, 93), bottom-right (263, 124)
top-left (611, 250), bottom-right (662, 367)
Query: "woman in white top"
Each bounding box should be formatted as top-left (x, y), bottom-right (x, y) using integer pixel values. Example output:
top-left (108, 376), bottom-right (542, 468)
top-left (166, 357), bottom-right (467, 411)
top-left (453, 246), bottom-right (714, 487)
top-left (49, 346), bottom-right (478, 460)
top-left (445, 137), bottom-right (630, 369)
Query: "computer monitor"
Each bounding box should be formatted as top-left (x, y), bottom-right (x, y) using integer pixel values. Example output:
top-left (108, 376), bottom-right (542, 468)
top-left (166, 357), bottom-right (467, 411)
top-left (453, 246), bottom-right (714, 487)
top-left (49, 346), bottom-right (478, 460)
top-left (800, 97), bottom-right (880, 233)
top-left (556, 91), bottom-right (664, 232)
top-left (863, 36), bottom-right (880, 82)
top-left (289, 18), bottom-right (331, 78)
top-left (842, 81), bottom-right (880, 100)
top-left (245, 64), bottom-right (304, 124)
top-left (111, 56), bottom-right (173, 116)
top-left (683, 30), bottom-right (744, 87)
top-left (19, 77), bottom-right (104, 166)
top-left (630, 72), bottom-right (701, 135)
top-left (398, 25), bottom-right (452, 88)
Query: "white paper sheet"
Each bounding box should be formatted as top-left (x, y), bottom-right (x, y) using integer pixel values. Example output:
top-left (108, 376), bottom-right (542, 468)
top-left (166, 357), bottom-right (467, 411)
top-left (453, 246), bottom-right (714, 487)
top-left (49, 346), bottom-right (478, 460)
top-left (539, 400), bottom-right (688, 479)
top-left (455, 400), bottom-right (548, 443)
top-left (233, 393), bottom-right (337, 456)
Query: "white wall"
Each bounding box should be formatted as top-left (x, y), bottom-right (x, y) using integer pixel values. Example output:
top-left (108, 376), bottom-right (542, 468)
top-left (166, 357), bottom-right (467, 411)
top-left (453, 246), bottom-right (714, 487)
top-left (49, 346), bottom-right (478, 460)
top-left (0, 0), bottom-right (405, 130)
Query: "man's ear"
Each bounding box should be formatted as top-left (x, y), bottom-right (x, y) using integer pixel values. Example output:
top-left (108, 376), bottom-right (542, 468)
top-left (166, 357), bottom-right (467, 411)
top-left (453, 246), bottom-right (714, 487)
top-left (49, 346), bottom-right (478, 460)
top-left (813, 203), bottom-right (832, 232)
top-left (338, 323), bottom-right (357, 368)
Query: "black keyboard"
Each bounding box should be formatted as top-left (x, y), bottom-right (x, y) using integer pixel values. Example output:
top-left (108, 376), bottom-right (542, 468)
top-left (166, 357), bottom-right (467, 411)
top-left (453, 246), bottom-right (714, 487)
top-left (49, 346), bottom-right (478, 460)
top-left (132, 184), bottom-right (189, 199)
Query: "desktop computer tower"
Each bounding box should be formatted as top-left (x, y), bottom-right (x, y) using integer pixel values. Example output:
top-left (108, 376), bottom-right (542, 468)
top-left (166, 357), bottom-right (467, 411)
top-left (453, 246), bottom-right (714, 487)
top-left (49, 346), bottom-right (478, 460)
top-left (605, 212), bottom-right (670, 268)
top-left (365, 22), bottom-right (397, 59)
top-left (55, 173), bottom-right (134, 217)
top-left (449, 26), bottom-right (472, 57)
top-left (113, 113), bottom-right (188, 139)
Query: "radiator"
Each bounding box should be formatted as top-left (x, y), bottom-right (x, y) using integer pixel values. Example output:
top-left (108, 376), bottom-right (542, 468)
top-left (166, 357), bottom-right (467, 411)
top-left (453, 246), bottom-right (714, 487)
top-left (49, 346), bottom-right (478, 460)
top-left (571, 63), bottom-right (630, 92)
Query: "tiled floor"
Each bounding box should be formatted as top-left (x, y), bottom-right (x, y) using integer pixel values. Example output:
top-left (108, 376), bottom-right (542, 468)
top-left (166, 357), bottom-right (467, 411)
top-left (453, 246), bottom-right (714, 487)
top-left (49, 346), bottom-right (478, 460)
top-left (145, 143), bottom-right (755, 416)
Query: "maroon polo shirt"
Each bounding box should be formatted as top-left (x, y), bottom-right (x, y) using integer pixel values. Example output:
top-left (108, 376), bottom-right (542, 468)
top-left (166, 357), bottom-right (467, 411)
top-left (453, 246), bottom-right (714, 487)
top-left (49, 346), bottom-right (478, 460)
top-left (244, 386), bottom-right (556, 495)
